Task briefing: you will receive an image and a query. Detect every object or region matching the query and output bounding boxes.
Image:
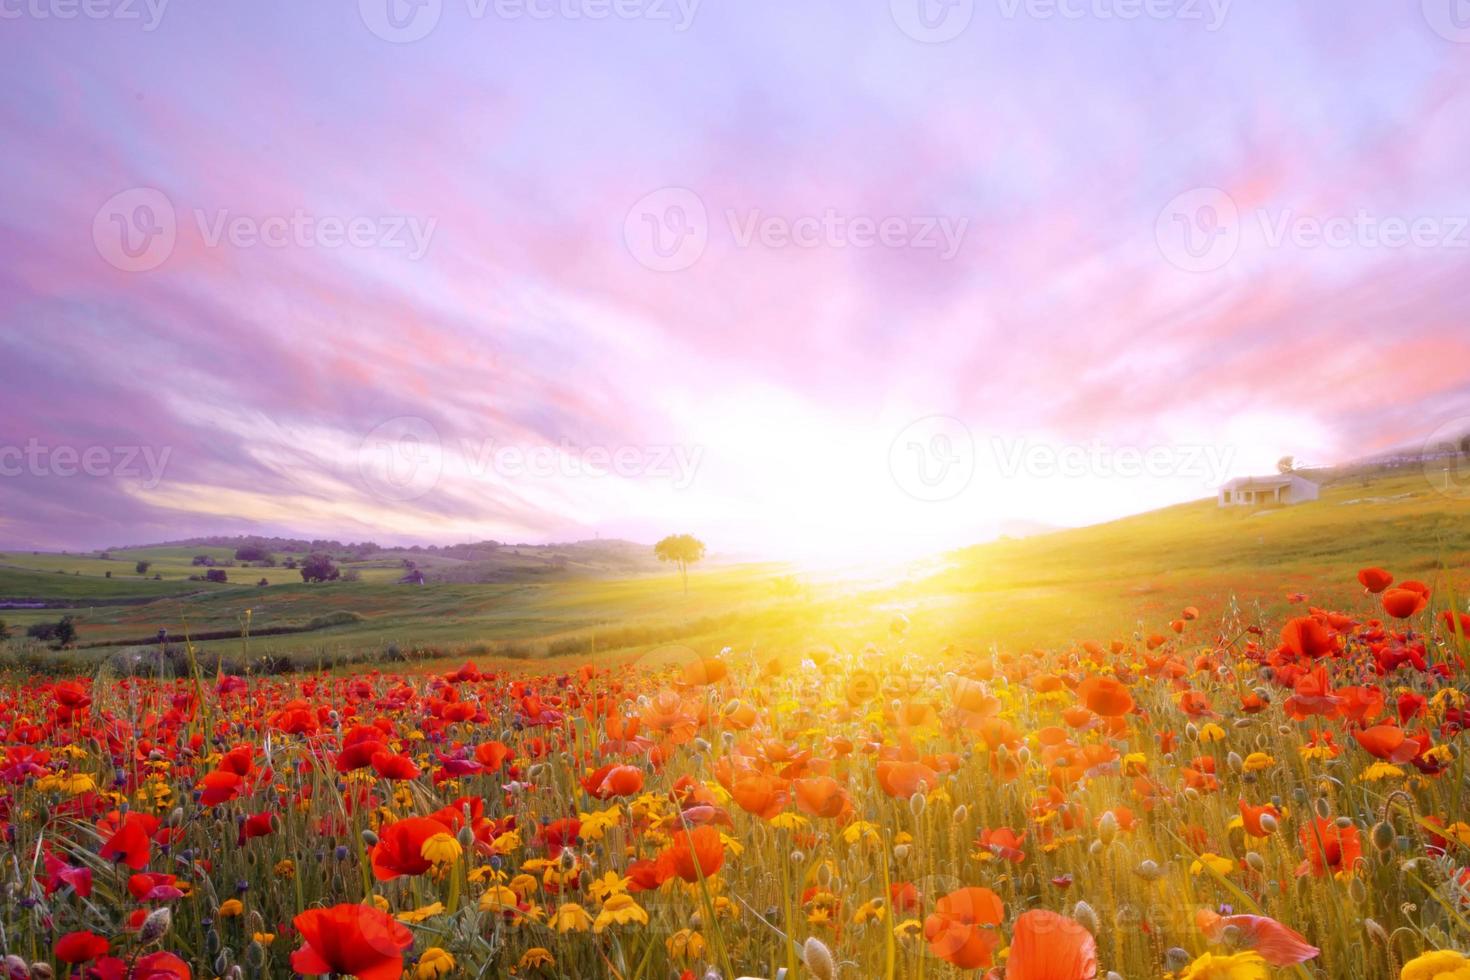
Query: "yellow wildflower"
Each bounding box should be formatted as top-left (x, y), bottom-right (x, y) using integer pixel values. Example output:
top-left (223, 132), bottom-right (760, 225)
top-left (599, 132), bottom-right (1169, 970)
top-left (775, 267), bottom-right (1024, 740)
top-left (587, 871), bottom-right (631, 904)
top-left (551, 902), bottom-right (593, 933)
top-left (518, 948), bottom-right (555, 970)
top-left (415, 947), bottom-right (455, 979)
top-left (593, 893), bottom-right (649, 932)
top-left (1400, 950), bottom-right (1470, 980)
top-left (1179, 951), bottom-right (1268, 980)
top-left (578, 806), bottom-right (621, 841)
top-left (396, 902), bottom-right (445, 923)
top-left (667, 929), bottom-right (707, 962)
top-left (420, 832), bottom-right (462, 866)
top-left (1190, 853), bottom-right (1234, 877)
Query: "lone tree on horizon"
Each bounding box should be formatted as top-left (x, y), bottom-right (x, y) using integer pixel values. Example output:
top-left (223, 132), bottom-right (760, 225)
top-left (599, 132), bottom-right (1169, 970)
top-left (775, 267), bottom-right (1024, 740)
top-left (654, 534), bottom-right (705, 596)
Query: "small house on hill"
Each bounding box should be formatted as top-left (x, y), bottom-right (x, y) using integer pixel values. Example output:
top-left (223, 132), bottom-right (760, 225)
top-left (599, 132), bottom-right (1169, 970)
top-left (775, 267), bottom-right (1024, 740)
top-left (1218, 474), bottom-right (1319, 507)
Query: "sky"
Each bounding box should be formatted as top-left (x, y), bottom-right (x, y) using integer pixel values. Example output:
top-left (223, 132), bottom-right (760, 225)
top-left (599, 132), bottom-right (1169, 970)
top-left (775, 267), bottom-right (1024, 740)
top-left (1, 0), bottom-right (1469, 561)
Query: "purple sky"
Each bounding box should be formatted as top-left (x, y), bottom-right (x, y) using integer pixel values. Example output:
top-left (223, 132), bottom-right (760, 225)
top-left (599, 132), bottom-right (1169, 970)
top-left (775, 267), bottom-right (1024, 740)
top-left (2, 1), bottom-right (1468, 559)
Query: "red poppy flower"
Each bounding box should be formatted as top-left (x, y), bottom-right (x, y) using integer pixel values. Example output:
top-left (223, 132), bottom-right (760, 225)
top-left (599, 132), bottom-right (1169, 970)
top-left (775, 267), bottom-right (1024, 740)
top-left (370, 817), bottom-right (452, 880)
top-left (87, 951), bottom-right (192, 980)
top-left (99, 812), bottom-right (160, 870)
top-left (1296, 818), bottom-right (1362, 877)
top-left (1280, 617), bottom-right (1338, 659)
top-left (55, 930), bottom-right (110, 964)
top-left (290, 903), bottom-right (413, 980)
top-left (1382, 589), bottom-right (1428, 619)
top-left (1197, 909), bottom-right (1319, 966)
top-left (1357, 567), bottom-right (1393, 594)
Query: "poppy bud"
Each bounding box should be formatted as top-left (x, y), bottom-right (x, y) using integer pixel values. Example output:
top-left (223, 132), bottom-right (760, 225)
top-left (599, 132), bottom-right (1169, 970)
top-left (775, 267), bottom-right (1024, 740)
top-left (1364, 918), bottom-right (1389, 944)
top-left (1165, 947), bottom-right (1191, 971)
top-left (1371, 821), bottom-right (1395, 852)
top-left (1349, 876), bottom-right (1367, 904)
top-left (1226, 752), bottom-right (1243, 773)
top-left (1072, 900), bottom-right (1099, 935)
top-left (790, 850), bottom-right (806, 865)
top-left (169, 807), bottom-right (184, 826)
top-left (362, 829), bottom-right (379, 846)
top-left (1246, 851), bottom-right (1265, 872)
top-left (952, 805), bottom-right (967, 824)
top-left (909, 794), bottom-right (926, 818)
top-left (893, 844), bottom-right (911, 861)
top-left (694, 738), bottom-right (711, 753)
top-left (30, 965), bottom-right (54, 980)
top-left (1258, 813), bottom-right (1278, 834)
top-left (1098, 811), bottom-right (1118, 845)
top-left (457, 824), bottom-right (475, 849)
top-left (1314, 797), bottom-right (1331, 819)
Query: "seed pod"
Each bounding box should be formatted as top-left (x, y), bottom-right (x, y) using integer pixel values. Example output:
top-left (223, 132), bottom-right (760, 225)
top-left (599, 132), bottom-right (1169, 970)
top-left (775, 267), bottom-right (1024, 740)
top-left (139, 907), bottom-right (172, 946)
top-left (802, 937), bottom-right (836, 980)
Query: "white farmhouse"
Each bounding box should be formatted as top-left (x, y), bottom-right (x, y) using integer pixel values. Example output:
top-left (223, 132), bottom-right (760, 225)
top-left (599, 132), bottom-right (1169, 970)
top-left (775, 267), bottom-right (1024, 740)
top-left (1218, 474), bottom-right (1320, 507)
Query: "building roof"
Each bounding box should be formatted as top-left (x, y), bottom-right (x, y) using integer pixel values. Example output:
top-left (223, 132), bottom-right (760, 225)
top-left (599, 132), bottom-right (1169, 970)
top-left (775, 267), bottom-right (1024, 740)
top-left (1221, 475), bottom-right (1295, 490)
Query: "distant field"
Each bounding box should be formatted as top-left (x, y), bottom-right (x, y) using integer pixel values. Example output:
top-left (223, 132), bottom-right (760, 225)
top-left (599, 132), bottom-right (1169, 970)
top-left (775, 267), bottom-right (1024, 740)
top-left (2, 470), bottom-right (1467, 674)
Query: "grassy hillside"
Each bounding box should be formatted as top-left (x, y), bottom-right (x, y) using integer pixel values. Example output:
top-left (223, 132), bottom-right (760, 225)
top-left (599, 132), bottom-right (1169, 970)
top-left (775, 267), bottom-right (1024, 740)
top-left (2, 470), bottom-right (1466, 674)
top-left (905, 471), bottom-right (1470, 651)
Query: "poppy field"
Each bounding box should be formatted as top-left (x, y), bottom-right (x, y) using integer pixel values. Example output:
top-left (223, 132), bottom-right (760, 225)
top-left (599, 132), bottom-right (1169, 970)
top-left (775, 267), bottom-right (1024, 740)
top-left (3, 566), bottom-right (1470, 980)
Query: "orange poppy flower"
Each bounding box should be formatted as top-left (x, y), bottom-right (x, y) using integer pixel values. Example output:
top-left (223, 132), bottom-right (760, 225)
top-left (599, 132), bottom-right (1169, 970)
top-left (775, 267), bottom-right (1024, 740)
top-left (876, 761), bottom-right (940, 799)
top-left (1005, 908), bottom-right (1098, 979)
top-left (658, 825), bottom-right (724, 883)
top-left (923, 887), bottom-right (1005, 969)
top-left (1077, 676), bottom-right (1134, 717)
top-left (793, 777), bottom-right (851, 819)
